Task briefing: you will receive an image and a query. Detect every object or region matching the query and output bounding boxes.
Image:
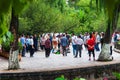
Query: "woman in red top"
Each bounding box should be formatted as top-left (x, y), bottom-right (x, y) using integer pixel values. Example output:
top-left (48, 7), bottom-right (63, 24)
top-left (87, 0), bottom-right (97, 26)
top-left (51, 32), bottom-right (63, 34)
top-left (87, 33), bottom-right (95, 61)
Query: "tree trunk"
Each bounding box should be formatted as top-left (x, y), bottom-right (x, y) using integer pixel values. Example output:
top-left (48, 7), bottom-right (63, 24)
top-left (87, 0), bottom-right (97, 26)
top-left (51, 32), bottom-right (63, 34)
top-left (98, 7), bottom-right (119, 61)
top-left (98, 43), bottom-right (113, 61)
top-left (8, 9), bottom-right (20, 70)
top-left (8, 49), bottom-right (20, 69)
top-left (98, 20), bottom-right (113, 61)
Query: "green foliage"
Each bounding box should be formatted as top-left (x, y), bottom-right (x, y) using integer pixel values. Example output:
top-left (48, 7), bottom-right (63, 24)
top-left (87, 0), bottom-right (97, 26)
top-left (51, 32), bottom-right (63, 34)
top-left (55, 75), bottom-right (86, 80)
top-left (18, 0), bottom-right (107, 35)
top-left (69, 0), bottom-right (107, 34)
top-left (55, 75), bottom-right (67, 80)
top-left (0, 0), bottom-right (12, 15)
top-left (96, 0), bottom-right (120, 23)
top-left (12, 0), bottom-right (29, 15)
top-left (74, 77), bottom-right (86, 80)
top-left (113, 72), bottom-right (120, 80)
top-left (2, 31), bottom-right (14, 52)
top-left (18, 42), bottom-right (23, 52)
top-left (19, 0), bottom-right (66, 34)
top-left (0, 0), bottom-right (34, 42)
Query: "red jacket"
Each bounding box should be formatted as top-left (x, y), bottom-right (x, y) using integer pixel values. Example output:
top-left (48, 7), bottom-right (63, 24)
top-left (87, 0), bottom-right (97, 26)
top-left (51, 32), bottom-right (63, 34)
top-left (87, 38), bottom-right (95, 50)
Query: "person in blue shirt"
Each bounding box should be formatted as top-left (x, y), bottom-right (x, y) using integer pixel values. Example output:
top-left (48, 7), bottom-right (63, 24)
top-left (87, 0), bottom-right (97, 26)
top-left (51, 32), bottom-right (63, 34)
top-left (60, 34), bottom-right (68, 56)
top-left (20, 34), bottom-right (26, 57)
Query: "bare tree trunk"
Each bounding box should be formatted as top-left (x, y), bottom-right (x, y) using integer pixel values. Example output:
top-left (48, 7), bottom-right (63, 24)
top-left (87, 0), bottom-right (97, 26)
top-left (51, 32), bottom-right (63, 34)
top-left (98, 7), bottom-right (119, 61)
top-left (8, 48), bottom-right (19, 69)
top-left (8, 9), bottom-right (20, 70)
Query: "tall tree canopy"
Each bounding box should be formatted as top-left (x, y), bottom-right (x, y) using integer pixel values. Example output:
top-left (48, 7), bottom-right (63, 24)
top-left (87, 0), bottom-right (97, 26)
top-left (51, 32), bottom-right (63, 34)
top-left (0, 0), bottom-right (32, 42)
top-left (19, 0), bottom-right (106, 35)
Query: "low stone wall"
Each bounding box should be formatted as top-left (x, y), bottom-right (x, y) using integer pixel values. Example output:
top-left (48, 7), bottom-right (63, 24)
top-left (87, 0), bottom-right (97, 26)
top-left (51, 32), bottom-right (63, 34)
top-left (114, 42), bottom-right (120, 53)
top-left (0, 52), bottom-right (21, 61)
top-left (0, 63), bottom-right (120, 80)
top-left (0, 52), bottom-right (9, 59)
top-left (115, 42), bottom-right (120, 50)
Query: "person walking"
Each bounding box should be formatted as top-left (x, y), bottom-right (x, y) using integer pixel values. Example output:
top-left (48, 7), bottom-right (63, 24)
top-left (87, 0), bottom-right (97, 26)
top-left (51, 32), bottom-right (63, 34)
top-left (45, 36), bottom-right (51, 58)
top-left (87, 33), bottom-right (95, 61)
top-left (74, 35), bottom-right (84, 58)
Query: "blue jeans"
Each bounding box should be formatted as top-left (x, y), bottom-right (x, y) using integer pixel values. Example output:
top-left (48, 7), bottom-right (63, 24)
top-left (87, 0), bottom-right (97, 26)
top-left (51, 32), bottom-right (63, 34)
top-left (72, 45), bottom-right (76, 56)
top-left (95, 43), bottom-right (100, 51)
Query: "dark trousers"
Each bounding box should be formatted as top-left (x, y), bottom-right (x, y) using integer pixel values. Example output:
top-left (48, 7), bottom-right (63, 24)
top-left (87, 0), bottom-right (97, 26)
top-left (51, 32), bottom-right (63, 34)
top-left (29, 45), bottom-right (34, 57)
top-left (41, 45), bottom-right (45, 50)
top-left (34, 44), bottom-right (38, 52)
top-left (75, 45), bottom-right (82, 57)
top-left (110, 46), bottom-right (112, 55)
top-left (45, 48), bottom-right (51, 57)
top-left (22, 46), bottom-right (26, 56)
top-left (26, 44), bottom-right (30, 53)
top-left (62, 46), bottom-right (67, 56)
top-left (88, 49), bottom-right (95, 58)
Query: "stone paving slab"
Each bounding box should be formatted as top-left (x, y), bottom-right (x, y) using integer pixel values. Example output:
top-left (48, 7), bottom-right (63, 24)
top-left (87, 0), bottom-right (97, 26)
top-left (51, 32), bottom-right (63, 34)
top-left (0, 46), bottom-right (120, 73)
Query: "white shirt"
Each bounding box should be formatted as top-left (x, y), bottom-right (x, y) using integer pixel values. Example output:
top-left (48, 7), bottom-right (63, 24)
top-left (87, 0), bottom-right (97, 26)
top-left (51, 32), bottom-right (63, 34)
top-left (96, 34), bottom-right (100, 43)
top-left (76, 37), bottom-right (84, 45)
top-left (72, 36), bottom-right (77, 45)
top-left (84, 35), bottom-right (89, 44)
top-left (30, 38), bottom-right (34, 45)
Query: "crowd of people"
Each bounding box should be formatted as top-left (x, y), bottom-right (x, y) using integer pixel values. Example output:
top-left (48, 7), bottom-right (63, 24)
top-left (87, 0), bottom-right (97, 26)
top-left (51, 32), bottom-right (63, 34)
top-left (18, 31), bottom-right (120, 61)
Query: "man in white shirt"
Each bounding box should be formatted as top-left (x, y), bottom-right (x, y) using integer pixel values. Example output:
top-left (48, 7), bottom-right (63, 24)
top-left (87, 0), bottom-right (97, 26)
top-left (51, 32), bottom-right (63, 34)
top-left (71, 33), bottom-right (77, 56)
top-left (74, 35), bottom-right (84, 58)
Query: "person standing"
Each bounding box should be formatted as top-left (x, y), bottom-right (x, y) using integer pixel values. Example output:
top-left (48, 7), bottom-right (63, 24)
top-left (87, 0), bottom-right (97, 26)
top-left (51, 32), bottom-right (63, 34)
top-left (100, 32), bottom-right (104, 49)
top-left (71, 33), bottom-right (77, 56)
top-left (74, 35), bottom-right (84, 58)
top-left (29, 36), bottom-right (34, 57)
top-left (83, 32), bottom-right (89, 50)
top-left (20, 34), bottom-right (26, 57)
top-left (60, 34), bottom-right (68, 56)
top-left (45, 36), bottom-right (51, 58)
top-left (52, 34), bottom-right (58, 53)
top-left (40, 36), bottom-right (46, 51)
top-left (33, 34), bottom-right (38, 52)
top-left (26, 35), bottom-right (30, 53)
top-left (87, 33), bottom-right (95, 61)
top-left (95, 32), bottom-right (100, 51)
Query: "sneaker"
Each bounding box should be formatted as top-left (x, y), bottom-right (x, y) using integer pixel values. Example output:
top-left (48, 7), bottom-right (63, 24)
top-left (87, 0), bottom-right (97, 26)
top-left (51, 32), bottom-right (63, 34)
top-left (74, 56), bottom-right (77, 58)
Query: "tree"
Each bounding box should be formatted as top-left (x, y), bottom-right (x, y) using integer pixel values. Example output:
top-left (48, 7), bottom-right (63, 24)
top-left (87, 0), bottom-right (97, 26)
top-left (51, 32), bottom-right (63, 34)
top-left (96, 0), bottom-right (120, 61)
top-left (0, 0), bottom-right (33, 70)
top-left (68, 0), bottom-right (107, 34)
